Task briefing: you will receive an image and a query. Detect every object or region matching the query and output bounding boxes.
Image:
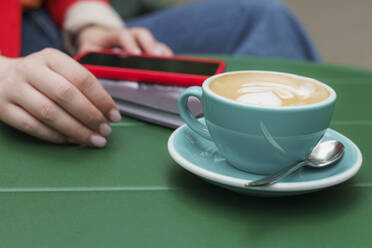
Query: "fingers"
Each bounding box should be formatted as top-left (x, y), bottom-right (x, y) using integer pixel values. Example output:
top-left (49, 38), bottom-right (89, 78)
top-left (77, 43), bottom-right (101, 54)
top-left (13, 83), bottom-right (107, 147)
top-left (0, 48), bottom-right (120, 147)
top-left (116, 29), bottom-right (142, 55)
top-left (27, 66), bottom-right (111, 136)
top-left (0, 103), bottom-right (68, 144)
top-left (130, 28), bottom-right (158, 54)
top-left (129, 27), bottom-right (174, 56)
top-left (112, 27), bottom-right (173, 56)
top-left (77, 25), bottom-right (173, 56)
top-left (156, 42), bottom-right (174, 56)
top-left (40, 49), bottom-right (121, 123)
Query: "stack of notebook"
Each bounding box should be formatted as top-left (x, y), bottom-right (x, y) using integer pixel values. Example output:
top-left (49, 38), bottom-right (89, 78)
top-left (99, 79), bottom-right (203, 129)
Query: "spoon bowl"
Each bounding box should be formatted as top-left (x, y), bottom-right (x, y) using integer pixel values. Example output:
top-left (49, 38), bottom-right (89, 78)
top-left (307, 140), bottom-right (345, 167)
top-left (247, 140), bottom-right (345, 187)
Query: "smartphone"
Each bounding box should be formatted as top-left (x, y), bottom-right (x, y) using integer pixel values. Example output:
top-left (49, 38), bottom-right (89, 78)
top-left (74, 50), bottom-right (226, 86)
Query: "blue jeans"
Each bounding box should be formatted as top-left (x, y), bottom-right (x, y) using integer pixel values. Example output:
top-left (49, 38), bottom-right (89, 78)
top-left (21, 0), bottom-right (320, 61)
top-left (21, 9), bottom-right (66, 56)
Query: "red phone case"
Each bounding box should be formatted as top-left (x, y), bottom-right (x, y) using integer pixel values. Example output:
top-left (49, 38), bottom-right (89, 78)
top-left (74, 50), bottom-right (225, 87)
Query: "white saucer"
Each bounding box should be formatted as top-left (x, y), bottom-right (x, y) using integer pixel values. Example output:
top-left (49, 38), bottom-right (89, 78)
top-left (168, 123), bottom-right (362, 196)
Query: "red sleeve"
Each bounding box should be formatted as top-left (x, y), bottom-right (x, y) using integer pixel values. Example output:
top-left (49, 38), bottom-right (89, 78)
top-left (0, 0), bottom-right (21, 57)
top-left (46, 0), bottom-right (109, 27)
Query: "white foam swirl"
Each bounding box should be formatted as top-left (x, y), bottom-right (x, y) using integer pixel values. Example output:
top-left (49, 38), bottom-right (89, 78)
top-left (237, 91), bottom-right (282, 106)
top-left (236, 81), bottom-right (315, 106)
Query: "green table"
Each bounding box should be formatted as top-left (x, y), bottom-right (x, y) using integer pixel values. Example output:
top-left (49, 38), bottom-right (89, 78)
top-left (0, 56), bottom-right (371, 247)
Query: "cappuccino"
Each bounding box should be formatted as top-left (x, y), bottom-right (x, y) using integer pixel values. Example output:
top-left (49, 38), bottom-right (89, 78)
top-left (178, 70), bottom-right (336, 174)
top-left (209, 72), bottom-right (330, 107)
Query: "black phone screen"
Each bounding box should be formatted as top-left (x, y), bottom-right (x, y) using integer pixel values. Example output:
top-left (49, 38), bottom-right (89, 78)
top-left (77, 52), bottom-right (220, 76)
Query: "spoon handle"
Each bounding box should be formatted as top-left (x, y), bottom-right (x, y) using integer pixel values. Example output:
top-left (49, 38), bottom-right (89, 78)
top-left (247, 160), bottom-right (308, 187)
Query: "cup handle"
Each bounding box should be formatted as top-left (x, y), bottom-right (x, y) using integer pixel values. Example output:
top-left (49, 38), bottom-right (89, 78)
top-left (178, 86), bottom-right (212, 141)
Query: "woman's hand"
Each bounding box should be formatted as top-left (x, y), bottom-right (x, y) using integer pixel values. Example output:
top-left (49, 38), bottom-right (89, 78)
top-left (76, 25), bottom-right (173, 56)
top-left (0, 48), bottom-right (121, 147)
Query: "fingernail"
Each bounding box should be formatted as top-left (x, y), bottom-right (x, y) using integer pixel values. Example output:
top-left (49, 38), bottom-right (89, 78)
top-left (90, 135), bottom-right (107, 148)
top-left (99, 123), bottom-right (112, 136)
top-left (109, 109), bottom-right (121, 123)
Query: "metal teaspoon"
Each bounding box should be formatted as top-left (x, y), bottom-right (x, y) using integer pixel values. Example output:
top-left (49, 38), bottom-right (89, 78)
top-left (247, 140), bottom-right (345, 187)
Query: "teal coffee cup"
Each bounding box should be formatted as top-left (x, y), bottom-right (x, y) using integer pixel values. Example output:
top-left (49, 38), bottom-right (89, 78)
top-left (178, 71), bottom-right (336, 175)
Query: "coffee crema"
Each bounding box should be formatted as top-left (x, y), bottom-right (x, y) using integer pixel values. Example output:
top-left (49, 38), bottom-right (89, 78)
top-left (209, 73), bottom-right (330, 107)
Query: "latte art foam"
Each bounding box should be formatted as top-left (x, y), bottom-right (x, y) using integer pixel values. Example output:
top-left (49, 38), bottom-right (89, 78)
top-left (209, 73), bottom-right (330, 107)
top-left (236, 81), bottom-right (316, 106)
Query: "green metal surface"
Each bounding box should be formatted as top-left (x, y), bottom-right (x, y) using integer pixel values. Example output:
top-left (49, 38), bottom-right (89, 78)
top-left (0, 56), bottom-right (371, 247)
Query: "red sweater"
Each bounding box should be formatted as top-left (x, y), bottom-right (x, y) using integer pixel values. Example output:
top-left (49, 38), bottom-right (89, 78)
top-left (0, 0), bottom-right (108, 57)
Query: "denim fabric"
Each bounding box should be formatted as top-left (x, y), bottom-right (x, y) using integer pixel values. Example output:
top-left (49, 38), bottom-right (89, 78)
top-left (126, 0), bottom-right (320, 61)
top-left (21, 8), bottom-right (66, 56)
top-left (21, 0), bottom-right (320, 61)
